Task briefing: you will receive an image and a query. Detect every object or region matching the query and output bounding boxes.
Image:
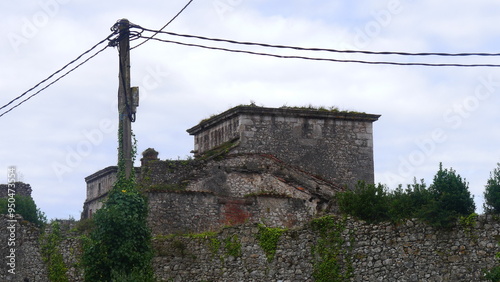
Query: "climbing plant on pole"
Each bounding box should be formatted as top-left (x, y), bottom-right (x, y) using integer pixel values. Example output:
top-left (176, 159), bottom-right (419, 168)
top-left (82, 129), bottom-right (154, 281)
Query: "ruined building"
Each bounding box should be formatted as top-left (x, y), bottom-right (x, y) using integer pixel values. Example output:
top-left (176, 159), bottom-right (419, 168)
top-left (82, 105), bottom-right (380, 235)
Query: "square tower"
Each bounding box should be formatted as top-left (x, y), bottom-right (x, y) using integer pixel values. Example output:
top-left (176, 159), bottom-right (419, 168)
top-left (187, 106), bottom-right (380, 188)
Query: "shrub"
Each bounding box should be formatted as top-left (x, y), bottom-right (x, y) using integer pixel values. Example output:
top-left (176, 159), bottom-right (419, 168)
top-left (81, 183), bottom-right (154, 281)
top-left (484, 266), bottom-right (500, 282)
top-left (0, 195), bottom-right (46, 227)
top-left (387, 179), bottom-right (431, 222)
top-left (336, 181), bottom-right (389, 223)
top-left (420, 163), bottom-right (475, 228)
top-left (484, 163), bottom-right (500, 214)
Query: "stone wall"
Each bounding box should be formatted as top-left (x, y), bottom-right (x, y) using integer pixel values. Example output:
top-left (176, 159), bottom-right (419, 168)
top-left (146, 191), bottom-right (314, 236)
top-left (0, 217), bottom-right (84, 282)
top-left (2, 213), bottom-right (500, 281)
top-left (0, 182), bottom-right (32, 198)
top-left (234, 110), bottom-right (378, 189)
top-left (191, 115), bottom-right (240, 154)
top-left (82, 166), bottom-right (140, 219)
top-left (0, 214), bottom-right (48, 282)
top-left (140, 154), bottom-right (343, 235)
top-left (152, 215), bottom-right (500, 282)
top-left (187, 106), bottom-right (380, 188)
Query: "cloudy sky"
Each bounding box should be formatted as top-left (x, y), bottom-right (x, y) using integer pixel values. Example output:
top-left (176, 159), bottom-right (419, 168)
top-left (2, 0), bottom-right (500, 219)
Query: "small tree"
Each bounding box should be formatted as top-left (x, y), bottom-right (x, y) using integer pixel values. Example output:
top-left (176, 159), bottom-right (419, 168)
top-left (483, 163), bottom-right (500, 214)
top-left (421, 163), bottom-right (475, 228)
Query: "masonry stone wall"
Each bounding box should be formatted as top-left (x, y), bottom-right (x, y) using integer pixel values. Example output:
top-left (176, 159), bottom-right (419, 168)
top-left (192, 115), bottom-right (239, 154)
top-left (0, 182), bottom-right (32, 198)
top-left (82, 166), bottom-right (140, 219)
top-left (2, 214), bottom-right (500, 281)
top-left (187, 106), bottom-right (380, 189)
top-left (146, 191), bottom-right (314, 236)
top-left (234, 112), bottom-right (377, 189)
top-left (140, 153), bottom-right (343, 235)
top-left (152, 215), bottom-right (500, 282)
top-left (0, 214), bottom-right (48, 282)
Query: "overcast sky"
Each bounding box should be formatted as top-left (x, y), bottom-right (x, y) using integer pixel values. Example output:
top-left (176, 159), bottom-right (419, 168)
top-left (2, 0), bottom-right (500, 219)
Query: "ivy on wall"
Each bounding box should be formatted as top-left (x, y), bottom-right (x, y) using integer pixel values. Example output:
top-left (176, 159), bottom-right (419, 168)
top-left (256, 224), bottom-right (286, 262)
top-left (40, 221), bottom-right (69, 282)
top-left (223, 234), bottom-right (242, 258)
top-left (310, 215), bottom-right (353, 282)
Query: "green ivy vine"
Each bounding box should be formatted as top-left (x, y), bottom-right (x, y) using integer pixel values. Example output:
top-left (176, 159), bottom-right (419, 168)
top-left (310, 215), bottom-right (354, 282)
top-left (40, 221), bottom-right (69, 282)
top-left (190, 231), bottom-right (221, 256)
top-left (81, 124), bottom-right (154, 281)
top-left (223, 234), bottom-right (242, 257)
top-left (256, 224), bottom-right (286, 262)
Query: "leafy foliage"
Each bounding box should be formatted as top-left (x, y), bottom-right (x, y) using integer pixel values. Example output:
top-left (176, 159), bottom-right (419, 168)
top-left (81, 179), bottom-right (154, 281)
top-left (336, 181), bottom-right (390, 223)
top-left (484, 265), bottom-right (500, 282)
top-left (387, 179), bottom-right (431, 222)
top-left (485, 242), bottom-right (500, 282)
top-left (223, 234), bottom-right (241, 257)
top-left (82, 128), bottom-right (153, 281)
top-left (484, 163), bottom-right (500, 214)
top-left (310, 215), bottom-right (353, 282)
top-left (40, 221), bottom-right (69, 282)
top-left (255, 224), bottom-right (286, 262)
top-left (422, 163), bottom-right (475, 228)
top-left (336, 163), bottom-right (476, 228)
top-left (0, 195), bottom-right (47, 227)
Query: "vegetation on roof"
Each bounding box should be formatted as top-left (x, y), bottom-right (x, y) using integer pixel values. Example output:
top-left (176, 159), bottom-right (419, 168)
top-left (280, 104), bottom-right (366, 114)
top-left (197, 102), bottom-right (366, 124)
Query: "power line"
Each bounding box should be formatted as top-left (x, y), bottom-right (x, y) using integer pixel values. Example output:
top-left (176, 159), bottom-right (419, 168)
top-left (0, 35), bottom-right (114, 118)
top-left (131, 0), bottom-right (194, 50)
top-left (134, 26), bottom-right (500, 57)
top-left (138, 35), bottom-right (500, 68)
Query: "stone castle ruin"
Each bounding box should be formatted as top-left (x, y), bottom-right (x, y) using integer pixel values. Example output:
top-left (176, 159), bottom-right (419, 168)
top-left (4, 105), bottom-right (500, 281)
top-left (82, 105), bottom-right (380, 235)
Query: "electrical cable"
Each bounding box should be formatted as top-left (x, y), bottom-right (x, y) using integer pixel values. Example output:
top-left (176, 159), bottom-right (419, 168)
top-left (134, 26), bottom-right (500, 57)
top-left (138, 35), bottom-right (500, 68)
top-left (0, 44), bottom-right (110, 118)
top-left (131, 0), bottom-right (194, 50)
top-left (0, 31), bottom-right (117, 116)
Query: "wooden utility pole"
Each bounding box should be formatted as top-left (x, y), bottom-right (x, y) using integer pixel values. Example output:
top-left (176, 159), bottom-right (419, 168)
top-left (117, 18), bottom-right (135, 178)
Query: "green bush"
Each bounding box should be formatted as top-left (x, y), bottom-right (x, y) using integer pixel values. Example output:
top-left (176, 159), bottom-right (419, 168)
top-left (484, 265), bottom-right (500, 282)
top-left (336, 163), bottom-right (475, 228)
top-left (81, 182), bottom-right (154, 282)
top-left (0, 195), bottom-right (46, 227)
top-left (419, 163), bottom-right (475, 228)
top-left (484, 163), bottom-right (500, 214)
top-left (336, 181), bottom-right (389, 223)
top-left (387, 179), bottom-right (431, 222)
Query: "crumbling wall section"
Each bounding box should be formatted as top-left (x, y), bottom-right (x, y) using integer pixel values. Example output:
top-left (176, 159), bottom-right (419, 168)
top-left (0, 182), bottom-right (32, 198)
top-left (146, 191), bottom-right (314, 236)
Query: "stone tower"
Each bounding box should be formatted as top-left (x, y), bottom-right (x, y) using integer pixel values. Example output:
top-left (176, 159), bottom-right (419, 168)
top-left (187, 105), bottom-right (380, 188)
